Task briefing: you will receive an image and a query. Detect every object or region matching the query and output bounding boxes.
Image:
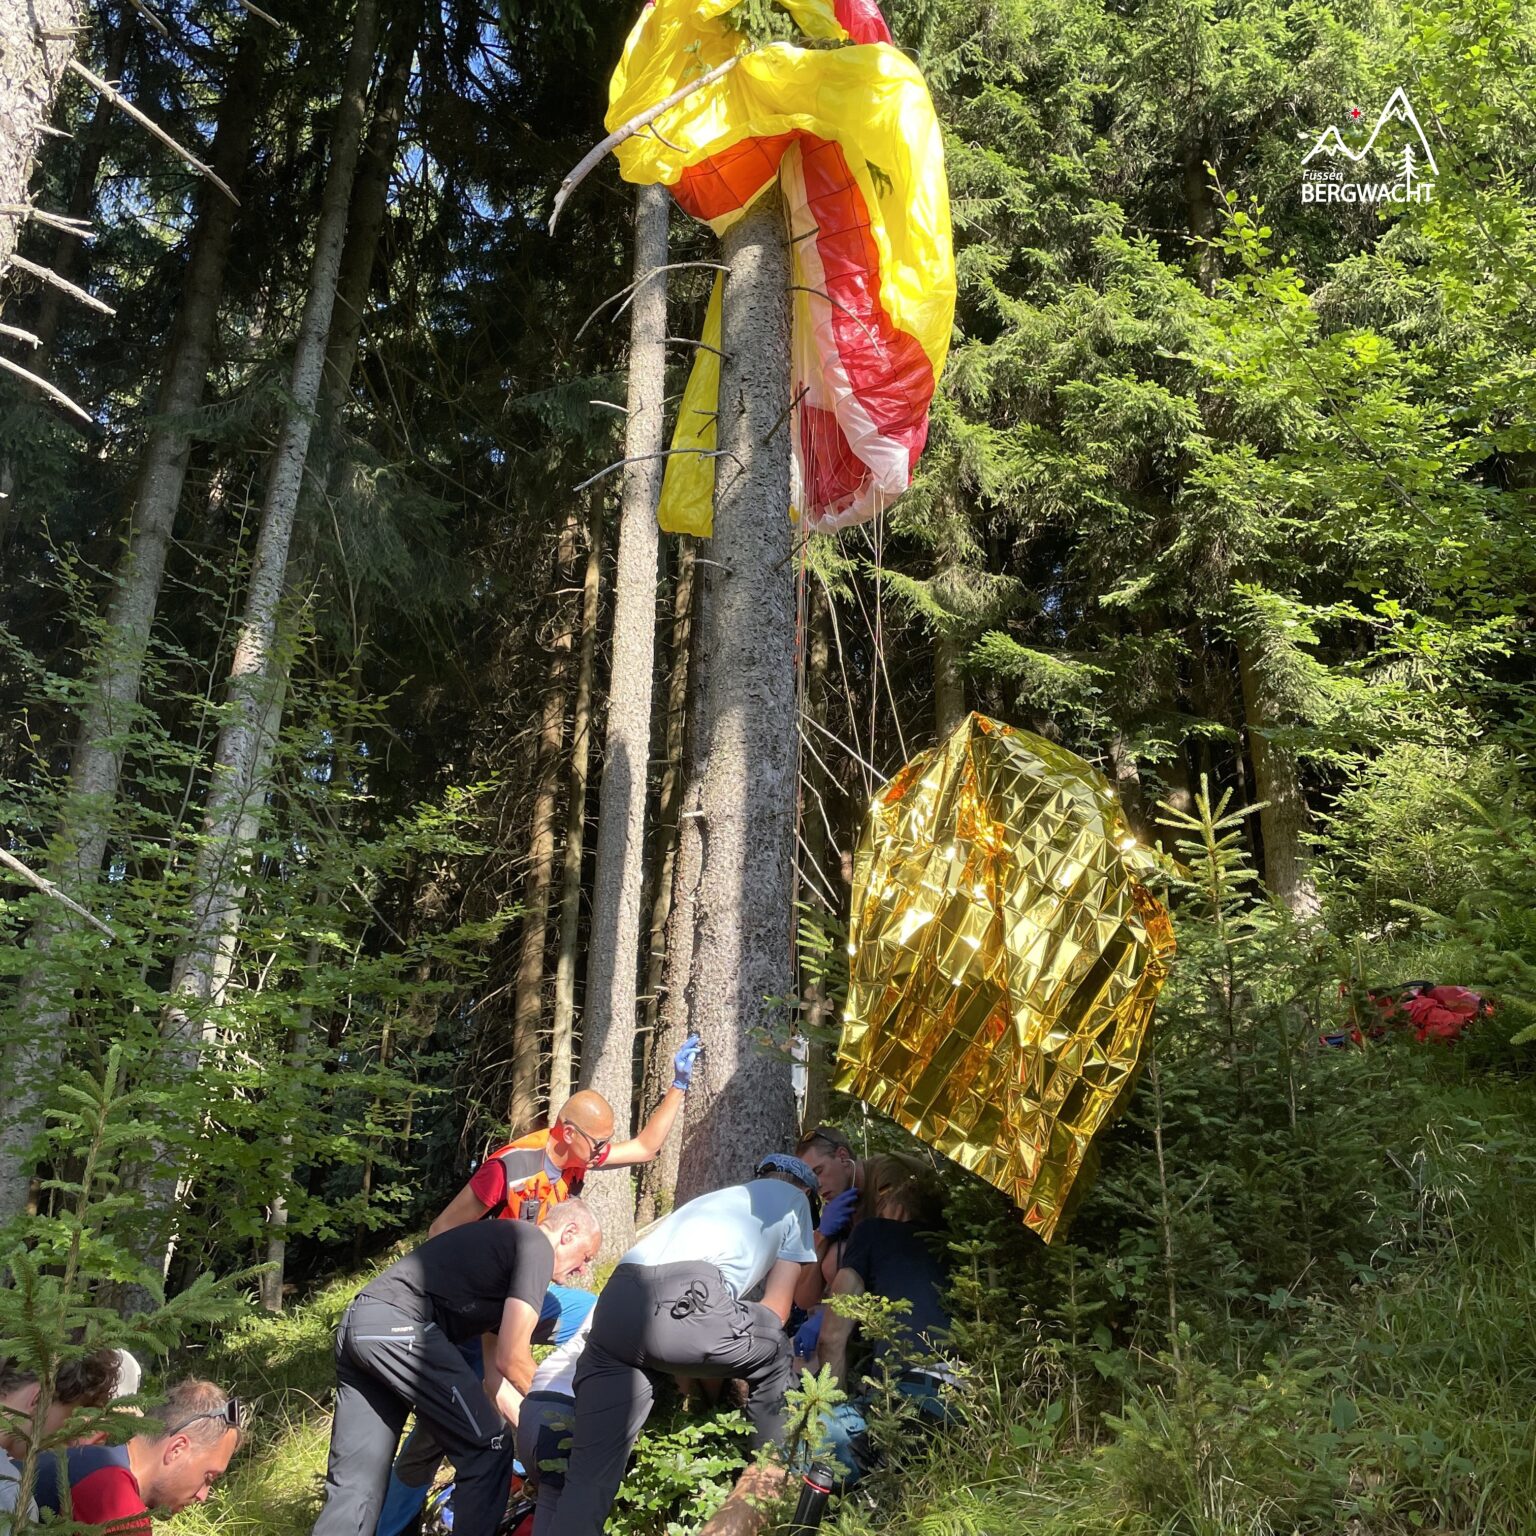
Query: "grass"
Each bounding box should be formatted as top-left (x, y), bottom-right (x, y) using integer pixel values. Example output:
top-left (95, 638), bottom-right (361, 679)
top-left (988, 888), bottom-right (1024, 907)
top-left (175, 1265), bottom-right (388, 1536)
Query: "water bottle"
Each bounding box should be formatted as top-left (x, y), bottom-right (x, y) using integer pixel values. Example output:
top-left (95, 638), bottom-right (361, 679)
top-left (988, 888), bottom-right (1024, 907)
top-left (787, 1461), bottom-right (837, 1532)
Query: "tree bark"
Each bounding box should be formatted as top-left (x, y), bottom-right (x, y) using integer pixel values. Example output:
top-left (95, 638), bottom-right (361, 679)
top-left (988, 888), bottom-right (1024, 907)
top-left (934, 628), bottom-right (966, 739)
top-left (578, 182), bottom-right (668, 1254)
top-left (0, 30), bottom-right (270, 1226)
top-left (672, 193), bottom-right (798, 1203)
top-left (152, 0), bottom-right (380, 1240)
top-left (549, 500), bottom-right (605, 1108)
top-left (508, 512), bottom-right (580, 1131)
top-left (0, 0), bottom-right (84, 300)
top-left (1106, 730), bottom-right (1149, 838)
top-left (259, 933), bottom-right (318, 1313)
top-left (317, 0), bottom-right (419, 441)
top-left (1236, 633), bottom-right (1320, 919)
top-left (636, 536), bottom-right (696, 1224)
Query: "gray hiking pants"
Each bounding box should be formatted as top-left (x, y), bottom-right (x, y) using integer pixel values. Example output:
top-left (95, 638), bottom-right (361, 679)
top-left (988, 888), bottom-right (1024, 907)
top-left (312, 1296), bottom-right (515, 1536)
top-left (544, 1260), bottom-right (792, 1536)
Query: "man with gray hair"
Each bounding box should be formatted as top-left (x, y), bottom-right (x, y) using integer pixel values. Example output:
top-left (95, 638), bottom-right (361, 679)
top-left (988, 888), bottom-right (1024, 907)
top-left (312, 1197), bottom-right (601, 1536)
top-left (33, 1377), bottom-right (241, 1532)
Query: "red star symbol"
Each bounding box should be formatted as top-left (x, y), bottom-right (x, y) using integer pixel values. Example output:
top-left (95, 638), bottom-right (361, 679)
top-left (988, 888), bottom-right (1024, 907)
top-left (1350, 107), bottom-right (1363, 119)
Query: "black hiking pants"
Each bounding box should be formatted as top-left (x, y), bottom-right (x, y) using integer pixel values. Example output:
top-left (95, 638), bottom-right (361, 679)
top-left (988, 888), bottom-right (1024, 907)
top-left (544, 1260), bottom-right (792, 1536)
top-left (312, 1295), bottom-right (515, 1536)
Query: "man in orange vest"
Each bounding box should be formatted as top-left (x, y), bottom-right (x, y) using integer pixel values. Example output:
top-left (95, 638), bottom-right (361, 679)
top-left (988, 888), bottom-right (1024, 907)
top-left (427, 1035), bottom-right (702, 1235)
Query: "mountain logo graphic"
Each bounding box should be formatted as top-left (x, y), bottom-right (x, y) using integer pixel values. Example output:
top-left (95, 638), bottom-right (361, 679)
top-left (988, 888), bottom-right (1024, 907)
top-left (1302, 87), bottom-right (1439, 176)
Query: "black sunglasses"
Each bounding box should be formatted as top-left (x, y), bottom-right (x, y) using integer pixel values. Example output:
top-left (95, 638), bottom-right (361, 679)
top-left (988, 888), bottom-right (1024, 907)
top-left (799, 1125), bottom-right (853, 1155)
top-left (168, 1397), bottom-right (242, 1437)
top-left (559, 1119), bottom-right (612, 1161)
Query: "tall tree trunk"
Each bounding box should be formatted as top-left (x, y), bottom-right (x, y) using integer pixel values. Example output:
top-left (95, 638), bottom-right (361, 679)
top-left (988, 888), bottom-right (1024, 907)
top-left (0, 0), bottom-right (83, 297)
top-left (317, 0), bottom-right (418, 442)
top-left (798, 580), bottom-right (835, 1130)
top-left (260, 932), bottom-right (318, 1313)
top-left (1106, 730), bottom-right (1149, 838)
top-left (672, 194), bottom-right (798, 1203)
top-left (578, 183), bottom-right (668, 1253)
top-left (0, 31), bottom-right (270, 1225)
top-left (152, 0), bottom-right (380, 1243)
top-left (549, 500), bottom-right (605, 1108)
top-left (508, 512), bottom-right (579, 1131)
top-left (1236, 635), bottom-right (1320, 919)
top-left (636, 537), bottom-right (696, 1225)
top-left (934, 629), bottom-right (966, 739)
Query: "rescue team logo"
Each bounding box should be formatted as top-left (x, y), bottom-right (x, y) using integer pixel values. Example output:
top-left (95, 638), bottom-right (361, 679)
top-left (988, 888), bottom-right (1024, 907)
top-left (1300, 87), bottom-right (1438, 206)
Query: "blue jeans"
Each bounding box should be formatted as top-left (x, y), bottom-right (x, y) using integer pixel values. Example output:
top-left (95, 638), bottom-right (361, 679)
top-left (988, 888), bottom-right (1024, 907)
top-left (818, 1379), bottom-right (949, 1485)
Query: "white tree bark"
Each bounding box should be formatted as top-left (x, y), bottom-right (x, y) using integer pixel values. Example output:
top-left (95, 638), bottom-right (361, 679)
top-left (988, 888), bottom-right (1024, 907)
top-left (149, 0), bottom-right (380, 1244)
top-left (0, 31), bottom-right (269, 1225)
top-left (0, 0), bottom-right (83, 296)
top-left (672, 192), bottom-right (798, 1202)
top-left (579, 183), bottom-right (668, 1255)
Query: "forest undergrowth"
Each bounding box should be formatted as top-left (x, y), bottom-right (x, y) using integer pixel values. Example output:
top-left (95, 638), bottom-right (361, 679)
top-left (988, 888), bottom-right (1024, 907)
top-left (168, 790), bottom-right (1536, 1536)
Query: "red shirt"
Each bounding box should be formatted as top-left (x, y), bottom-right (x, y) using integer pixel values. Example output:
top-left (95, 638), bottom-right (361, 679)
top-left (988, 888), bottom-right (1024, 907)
top-left (35, 1444), bottom-right (150, 1533)
top-left (468, 1127), bottom-right (609, 1221)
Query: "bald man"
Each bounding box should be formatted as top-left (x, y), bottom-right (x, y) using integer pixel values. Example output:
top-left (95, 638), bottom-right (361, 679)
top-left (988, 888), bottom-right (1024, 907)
top-left (428, 1038), bottom-right (701, 1236)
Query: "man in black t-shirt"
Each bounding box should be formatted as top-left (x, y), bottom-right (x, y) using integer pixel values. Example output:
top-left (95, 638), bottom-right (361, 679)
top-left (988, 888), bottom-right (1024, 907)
top-left (312, 1200), bottom-right (600, 1536)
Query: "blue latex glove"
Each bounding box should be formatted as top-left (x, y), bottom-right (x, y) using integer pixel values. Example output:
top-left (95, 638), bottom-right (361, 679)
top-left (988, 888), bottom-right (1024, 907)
top-left (818, 1186), bottom-right (858, 1241)
top-left (672, 1033), bottom-right (703, 1091)
top-left (793, 1310), bottom-right (824, 1359)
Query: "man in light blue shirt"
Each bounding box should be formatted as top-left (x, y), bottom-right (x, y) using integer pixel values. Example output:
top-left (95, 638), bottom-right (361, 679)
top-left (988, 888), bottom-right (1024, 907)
top-left (542, 1155), bottom-right (819, 1536)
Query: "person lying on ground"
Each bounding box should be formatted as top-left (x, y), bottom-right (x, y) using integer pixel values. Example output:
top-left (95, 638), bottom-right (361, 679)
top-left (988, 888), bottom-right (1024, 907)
top-left (813, 1154), bottom-right (956, 1482)
top-left (33, 1377), bottom-right (241, 1533)
top-left (312, 1199), bottom-right (601, 1536)
top-left (372, 1283), bottom-right (596, 1536)
top-left (539, 1154), bottom-right (821, 1536)
top-left (428, 1037), bottom-right (702, 1235)
top-left (0, 1345), bottom-right (123, 1521)
top-left (789, 1125), bottom-right (865, 1346)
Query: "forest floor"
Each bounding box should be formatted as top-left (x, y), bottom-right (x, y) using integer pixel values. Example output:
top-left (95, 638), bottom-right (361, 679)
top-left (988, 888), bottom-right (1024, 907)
top-left (174, 1056), bottom-right (1536, 1536)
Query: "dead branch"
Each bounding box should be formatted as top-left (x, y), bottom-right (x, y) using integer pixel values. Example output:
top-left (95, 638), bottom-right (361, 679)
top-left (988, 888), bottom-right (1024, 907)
top-left (666, 334), bottom-right (728, 359)
top-left (122, 0), bottom-right (171, 38)
top-left (231, 0), bottom-right (281, 23)
top-left (37, 125), bottom-right (74, 140)
top-left (69, 60), bottom-right (239, 206)
top-left (7, 255), bottom-right (116, 316)
top-left (790, 283), bottom-right (879, 348)
top-left (571, 446), bottom-right (742, 496)
top-left (549, 53), bottom-right (748, 234)
top-left (0, 846), bottom-right (115, 938)
top-left (0, 204), bottom-right (95, 240)
top-left (574, 261), bottom-right (730, 342)
top-left (762, 382), bottom-right (810, 449)
top-left (0, 323), bottom-right (42, 348)
top-left (0, 355), bottom-right (94, 424)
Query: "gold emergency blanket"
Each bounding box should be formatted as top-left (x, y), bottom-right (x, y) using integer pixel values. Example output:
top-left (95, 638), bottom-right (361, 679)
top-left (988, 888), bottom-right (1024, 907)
top-left (834, 714), bottom-right (1175, 1240)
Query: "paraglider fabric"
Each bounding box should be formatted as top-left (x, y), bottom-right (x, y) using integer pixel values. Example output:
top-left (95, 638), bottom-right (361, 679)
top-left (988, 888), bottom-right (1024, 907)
top-left (608, 0), bottom-right (955, 534)
top-left (834, 715), bottom-right (1177, 1241)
